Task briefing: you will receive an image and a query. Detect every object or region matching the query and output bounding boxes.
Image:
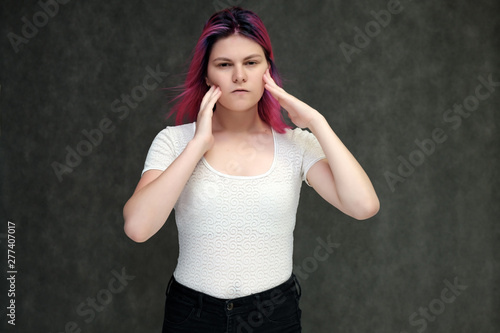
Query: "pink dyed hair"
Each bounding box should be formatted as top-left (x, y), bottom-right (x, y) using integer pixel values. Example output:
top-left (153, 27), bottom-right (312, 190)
top-left (168, 7), bottom-right (290, 133)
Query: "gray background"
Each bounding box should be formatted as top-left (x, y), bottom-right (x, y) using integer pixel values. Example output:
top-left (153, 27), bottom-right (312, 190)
top-left (1, 0), bottom-right (499, 332)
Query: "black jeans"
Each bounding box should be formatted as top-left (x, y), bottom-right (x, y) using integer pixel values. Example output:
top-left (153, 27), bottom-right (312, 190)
top-left (162, 274), bottom-right (302, 333)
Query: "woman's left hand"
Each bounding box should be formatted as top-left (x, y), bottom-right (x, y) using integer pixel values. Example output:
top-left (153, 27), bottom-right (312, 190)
top-left (264, 70), bottom-right (379, 220)
top-left (263, 68), bottom-right (321, 129)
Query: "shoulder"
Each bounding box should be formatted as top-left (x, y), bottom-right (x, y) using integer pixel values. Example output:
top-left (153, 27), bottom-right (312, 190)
top-left (156, 122), bottom-right (195, 138)
top-left (280, 127), bottom-right (318, 147)
top-left (277, 127), bottom-right (325, 165)
top-left (152, 122), bottom-right (196, 144)
top-left (147, 122), bottom-right (196, 157)
top-left (283, 127), bottom-right (313, 138)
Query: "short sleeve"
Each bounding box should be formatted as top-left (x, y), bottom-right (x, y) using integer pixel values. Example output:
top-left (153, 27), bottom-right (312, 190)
top-left (294, 128), bottom-right (326, 186)
top-left (141, 127), bottom-right (177, 176)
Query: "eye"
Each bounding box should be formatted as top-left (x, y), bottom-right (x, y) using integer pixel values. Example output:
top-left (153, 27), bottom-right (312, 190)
top-left (217, 63), bottom-right (231, 67)
top-left (246, 61), bottom-right (258, 66)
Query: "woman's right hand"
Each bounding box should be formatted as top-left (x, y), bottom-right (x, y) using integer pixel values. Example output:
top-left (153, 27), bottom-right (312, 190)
top-left (124, 85), bottom-right (221, 242)
top-left (193, 85), bottom-right (221, 152)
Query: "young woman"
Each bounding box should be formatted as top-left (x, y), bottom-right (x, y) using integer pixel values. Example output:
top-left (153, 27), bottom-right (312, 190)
top-left (123, 7), bottom-right (379, 333)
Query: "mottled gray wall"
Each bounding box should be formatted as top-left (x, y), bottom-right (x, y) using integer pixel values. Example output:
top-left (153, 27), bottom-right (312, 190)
top-left (1, 0), bottom-right (499, 332)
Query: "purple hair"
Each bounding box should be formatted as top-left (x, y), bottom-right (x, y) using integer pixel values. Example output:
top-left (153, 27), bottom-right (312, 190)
top-left (168, 7), bottom-right (289, 133)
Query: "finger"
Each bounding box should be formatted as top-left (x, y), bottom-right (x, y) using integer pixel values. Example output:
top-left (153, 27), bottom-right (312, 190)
top-left (264, 82), bottom-right (281, 96)
top-left (202, 85), bottom-right (217, 102)
top-left (263, 69), bottom-right (273, 83)
top-left (200, 86), bottom-right (221, 113)
top-left (199, 86), bottom-right (214, 110)
top-left (206, 86), bottom-right (221, 107)
top-left (264, 83), bottom-right (277, 98)
top-left (266, 69), bottom-right (276, 83)
top-left (263, 73), bottom-right (280, 92)
top-left (200, 86), bottom-right (220, 110)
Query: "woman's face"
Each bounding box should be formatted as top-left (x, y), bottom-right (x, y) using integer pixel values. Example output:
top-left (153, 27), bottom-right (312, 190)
top-left (206, 34), bottom-right (269, 113)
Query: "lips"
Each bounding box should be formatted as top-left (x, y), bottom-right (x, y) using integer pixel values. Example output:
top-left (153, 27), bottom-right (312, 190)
top-left (232, 89), bottom-right (249, 93)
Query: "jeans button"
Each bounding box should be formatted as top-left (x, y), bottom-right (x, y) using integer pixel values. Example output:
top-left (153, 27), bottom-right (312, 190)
top-left (227, 302), bottom-right (233, 310)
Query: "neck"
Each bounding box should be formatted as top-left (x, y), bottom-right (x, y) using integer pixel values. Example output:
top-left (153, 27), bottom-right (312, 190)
top-left (212, 103), bottom-right (268, 133)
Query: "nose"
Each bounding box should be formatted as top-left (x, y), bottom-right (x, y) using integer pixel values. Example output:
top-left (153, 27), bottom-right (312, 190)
top-left (232, 65), bottom-right (247, 83)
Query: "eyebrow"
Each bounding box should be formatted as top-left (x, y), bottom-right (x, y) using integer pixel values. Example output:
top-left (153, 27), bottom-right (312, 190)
top-left (212, 54), bottom-right (263, 62)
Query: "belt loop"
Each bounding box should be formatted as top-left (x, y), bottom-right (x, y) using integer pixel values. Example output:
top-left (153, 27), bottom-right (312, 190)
top-left (196, 294), bottom-right (203, 318)
top-left (253, 294), bottom-right (261, 307)
top-left (166, 275), bottom-right (174, 295)
top-left (292, 274), bottom-right (302, 300)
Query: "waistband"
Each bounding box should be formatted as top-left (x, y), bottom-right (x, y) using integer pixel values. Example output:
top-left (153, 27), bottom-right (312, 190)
top-left (166, 274), bottom-right (301, 316)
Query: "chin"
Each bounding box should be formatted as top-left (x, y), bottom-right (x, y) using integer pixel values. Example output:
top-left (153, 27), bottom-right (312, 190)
top-left (217, 99), bottom-right (259, 113)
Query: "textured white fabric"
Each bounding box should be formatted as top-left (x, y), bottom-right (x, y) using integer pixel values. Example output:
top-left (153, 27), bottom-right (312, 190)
top-left (142, 122), bottom-right (325, 298)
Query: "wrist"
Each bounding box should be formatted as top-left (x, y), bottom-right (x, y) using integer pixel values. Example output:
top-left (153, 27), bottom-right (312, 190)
top-left (307, 113), bottom-right (327, 132)
top-left (187, 138), bottom-right (211, 158)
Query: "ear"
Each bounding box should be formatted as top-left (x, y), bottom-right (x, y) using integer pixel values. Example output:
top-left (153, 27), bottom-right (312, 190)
top-left (205, 77), bottom-right (211, 86)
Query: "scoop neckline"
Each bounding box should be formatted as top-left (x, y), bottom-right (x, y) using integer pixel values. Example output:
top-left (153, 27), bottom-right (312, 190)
top-left (196, 124), bottom-right (277, 180)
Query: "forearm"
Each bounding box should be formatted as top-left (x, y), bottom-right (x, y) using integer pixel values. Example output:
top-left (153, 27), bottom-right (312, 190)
top-left (308, 113), bottom-right (379, 216)
top-left (123, 139), bottom-right (206, 242)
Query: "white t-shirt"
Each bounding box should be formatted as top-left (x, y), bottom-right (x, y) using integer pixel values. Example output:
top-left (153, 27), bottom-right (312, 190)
top-left (142, 122), bottom-right (325, 298)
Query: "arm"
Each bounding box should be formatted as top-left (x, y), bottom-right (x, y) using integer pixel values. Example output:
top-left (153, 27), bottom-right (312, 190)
top-left (306, 116), bottom-right (380, 220)
top-left (123, 86), bottom-right (221, 242)
top-left (263, 70), bottom-right (379, 220)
